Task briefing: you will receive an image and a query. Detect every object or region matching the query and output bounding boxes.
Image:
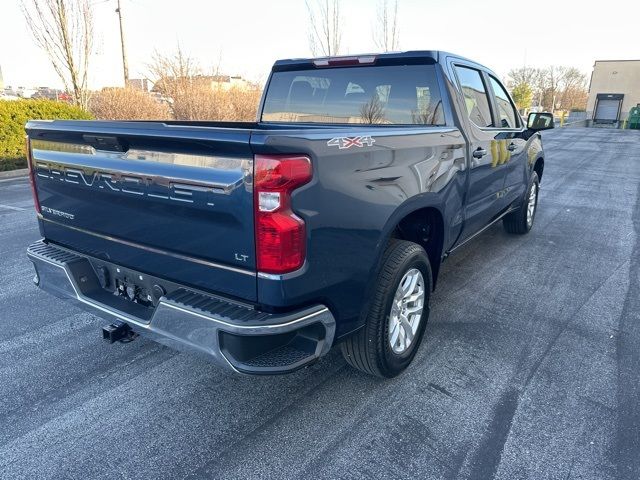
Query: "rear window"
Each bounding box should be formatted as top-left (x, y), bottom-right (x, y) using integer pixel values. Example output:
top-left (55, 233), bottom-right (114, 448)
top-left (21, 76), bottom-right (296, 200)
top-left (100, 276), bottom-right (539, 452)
top-left (261, 65), bottom-right (445, 125)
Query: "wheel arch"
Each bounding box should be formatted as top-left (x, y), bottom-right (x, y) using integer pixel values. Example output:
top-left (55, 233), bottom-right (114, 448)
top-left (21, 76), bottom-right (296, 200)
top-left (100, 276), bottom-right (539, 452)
top-left (391, 207), bottom-right (444, 290)
top-left (533, 156), bottom-right (544, 182)
top-left (374, 197), bottom-right (447, 292)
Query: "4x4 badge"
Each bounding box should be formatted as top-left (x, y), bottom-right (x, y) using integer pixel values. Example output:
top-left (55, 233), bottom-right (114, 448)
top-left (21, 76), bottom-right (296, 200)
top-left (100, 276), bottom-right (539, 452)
top-left (327, 135), bottom-right (376, 149)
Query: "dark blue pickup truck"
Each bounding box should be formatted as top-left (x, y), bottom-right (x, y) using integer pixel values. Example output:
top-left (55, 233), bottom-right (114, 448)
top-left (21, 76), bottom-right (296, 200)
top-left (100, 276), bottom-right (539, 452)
top-left (25, 51), bottom-right (553, 377)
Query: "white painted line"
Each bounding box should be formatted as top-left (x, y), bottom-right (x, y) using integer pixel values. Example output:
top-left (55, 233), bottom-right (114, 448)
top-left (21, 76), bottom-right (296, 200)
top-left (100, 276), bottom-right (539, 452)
top-left (0, 204), bottom-right (26, 212)
top-left (0, 175), bottom-right (29, 183)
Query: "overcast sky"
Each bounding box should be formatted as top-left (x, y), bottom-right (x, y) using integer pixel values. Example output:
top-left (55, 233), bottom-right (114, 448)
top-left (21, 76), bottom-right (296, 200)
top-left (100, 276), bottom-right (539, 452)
top-left (2, 0), bottom-right (639, 90)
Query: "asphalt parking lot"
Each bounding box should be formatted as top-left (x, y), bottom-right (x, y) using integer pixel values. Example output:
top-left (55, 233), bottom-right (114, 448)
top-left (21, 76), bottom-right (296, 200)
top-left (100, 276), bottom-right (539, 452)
top-left (0, 127), bottom-right (639, 480)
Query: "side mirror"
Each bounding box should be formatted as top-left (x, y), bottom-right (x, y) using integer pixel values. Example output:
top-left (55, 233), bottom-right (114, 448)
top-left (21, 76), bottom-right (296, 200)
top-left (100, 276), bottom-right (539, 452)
top-left (527, 112), bottom-right (554, 131)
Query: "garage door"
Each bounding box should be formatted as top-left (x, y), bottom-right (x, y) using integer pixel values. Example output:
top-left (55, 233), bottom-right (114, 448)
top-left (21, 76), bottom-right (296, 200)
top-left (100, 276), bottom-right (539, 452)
top-left (595, 99), bottom-right (620, 122)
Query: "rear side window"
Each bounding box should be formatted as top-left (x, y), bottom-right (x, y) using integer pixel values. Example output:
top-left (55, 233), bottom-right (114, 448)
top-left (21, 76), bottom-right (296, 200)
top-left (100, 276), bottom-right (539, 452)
top-left (261, 65), bottom-right (444, 125)
top-left (454, 66), bottom-right (493, 128)
top-left (488, 76), bottom-right (519, 128)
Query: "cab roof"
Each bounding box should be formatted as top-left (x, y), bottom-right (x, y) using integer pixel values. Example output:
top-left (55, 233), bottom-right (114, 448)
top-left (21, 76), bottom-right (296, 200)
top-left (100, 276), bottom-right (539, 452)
top-left (272, 50), bottom-right (484, 72)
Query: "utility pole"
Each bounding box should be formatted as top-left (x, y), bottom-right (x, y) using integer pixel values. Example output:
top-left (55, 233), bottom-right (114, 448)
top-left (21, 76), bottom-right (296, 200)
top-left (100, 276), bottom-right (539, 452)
top-left (116, 0), bottom-right (129, 85)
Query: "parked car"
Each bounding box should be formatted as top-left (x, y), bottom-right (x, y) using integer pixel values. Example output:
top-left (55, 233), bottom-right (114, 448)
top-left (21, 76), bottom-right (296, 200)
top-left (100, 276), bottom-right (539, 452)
top-left (31, 87), bottom-right (64, 100)
top-left (16, 87), bottom-right (37, 98)
top-left (25, 51), bottom-right (553, 377)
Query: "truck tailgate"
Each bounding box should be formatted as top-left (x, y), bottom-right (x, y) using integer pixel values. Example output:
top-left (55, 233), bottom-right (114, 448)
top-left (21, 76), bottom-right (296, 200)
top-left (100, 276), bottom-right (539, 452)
top-left (26, 121), bottom-right (257, 301)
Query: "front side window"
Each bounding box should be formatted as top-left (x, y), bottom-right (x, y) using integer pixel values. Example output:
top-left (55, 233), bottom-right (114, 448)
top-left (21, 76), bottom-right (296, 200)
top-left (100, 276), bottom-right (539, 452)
top-left (489, 76), bottom-right (519, 128)
top-left (261, 65), bottom-right (444, 125)
top-left (454, 66), bottom-right (493, 128)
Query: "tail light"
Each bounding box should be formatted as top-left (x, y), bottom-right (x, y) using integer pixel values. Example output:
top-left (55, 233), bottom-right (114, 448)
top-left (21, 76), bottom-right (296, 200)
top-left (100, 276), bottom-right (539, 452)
top-left (25, 136), bottom-right (41, 214)
top-left (254, 154), bottom-right (312, 274)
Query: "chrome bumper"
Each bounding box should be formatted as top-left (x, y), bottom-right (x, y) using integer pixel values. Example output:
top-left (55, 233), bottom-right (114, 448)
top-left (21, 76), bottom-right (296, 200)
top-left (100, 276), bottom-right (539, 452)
top-left (27, 240), bottom-right (336, 374)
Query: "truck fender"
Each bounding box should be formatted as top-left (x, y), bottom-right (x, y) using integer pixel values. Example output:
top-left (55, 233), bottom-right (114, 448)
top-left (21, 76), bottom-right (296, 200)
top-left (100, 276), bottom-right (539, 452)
top-left (367, 194), bottom-right (447, 294)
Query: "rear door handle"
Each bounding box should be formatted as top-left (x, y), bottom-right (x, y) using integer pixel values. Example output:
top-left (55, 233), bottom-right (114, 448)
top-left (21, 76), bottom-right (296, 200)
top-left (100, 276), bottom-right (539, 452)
top-left (472, 148), bottom-right (487, 159)
top-left (507, 143), bottom-right (517, 152)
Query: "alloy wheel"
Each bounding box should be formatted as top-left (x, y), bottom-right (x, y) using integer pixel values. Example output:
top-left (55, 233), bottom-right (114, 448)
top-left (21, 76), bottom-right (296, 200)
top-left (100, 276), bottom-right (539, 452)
top-left (388, 268), bottom-right (425, 354)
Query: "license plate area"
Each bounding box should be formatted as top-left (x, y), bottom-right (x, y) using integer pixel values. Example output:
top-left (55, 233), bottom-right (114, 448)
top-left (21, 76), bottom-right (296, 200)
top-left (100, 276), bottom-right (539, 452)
top-left (88, 260), bottom-right (172, 311)
top-left (114, 277), bottom-right (154, 308)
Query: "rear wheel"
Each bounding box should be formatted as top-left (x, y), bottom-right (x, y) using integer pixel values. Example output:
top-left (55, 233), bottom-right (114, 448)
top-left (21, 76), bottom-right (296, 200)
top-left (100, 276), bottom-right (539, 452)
top-left (503, 172), bottom-right (539, 234)
top-left (341, 240), bottom-right (431, 377)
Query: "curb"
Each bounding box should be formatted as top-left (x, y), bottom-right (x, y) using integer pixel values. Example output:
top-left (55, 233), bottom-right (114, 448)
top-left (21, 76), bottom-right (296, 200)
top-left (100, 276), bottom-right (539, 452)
top-left (0, 168), bottom-right (29, 181)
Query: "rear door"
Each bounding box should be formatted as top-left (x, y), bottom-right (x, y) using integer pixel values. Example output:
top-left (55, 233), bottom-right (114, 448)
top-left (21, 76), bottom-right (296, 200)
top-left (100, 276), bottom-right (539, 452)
top-left (486, 74), bottom-right (528, 207)
top-left (27, 121), bottom-right (257, 300)
top-left (451, 64), bottom-right (508, 240)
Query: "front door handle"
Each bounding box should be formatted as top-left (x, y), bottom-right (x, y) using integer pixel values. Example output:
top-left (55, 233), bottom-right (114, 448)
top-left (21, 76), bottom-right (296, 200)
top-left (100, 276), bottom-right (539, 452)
top-left (472, 147), bottom-right (487, 159)
top-left (507, 143), bottom-right (517, 152)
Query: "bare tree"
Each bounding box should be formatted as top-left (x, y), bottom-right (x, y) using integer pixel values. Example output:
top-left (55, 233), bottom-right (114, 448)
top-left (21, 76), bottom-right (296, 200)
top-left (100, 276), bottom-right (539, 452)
top-left (544, 65), bottom-right (562, 113)
top-left (507, 67), bottom-right (543, 90)
top-left (148, 47), bottom-right (202, 96)
top-left (373, 0), bottom-right (399, 52)
top-left (147, 46), bottom-right (262, 121)
top-left (508, 66), bottom-right (587, 112)
top-left (539, 66), bottom-right (588, 112)
top-left (306, 0), bottom-right (342, 56)
top-left (557, 67), bottom-right (588, 111)
top-left (147, 47), bottom-right (206, 120)
top-left (359, 95), bottom-right (386, 123)
top-left (21, 0), bottom-right (93, 109)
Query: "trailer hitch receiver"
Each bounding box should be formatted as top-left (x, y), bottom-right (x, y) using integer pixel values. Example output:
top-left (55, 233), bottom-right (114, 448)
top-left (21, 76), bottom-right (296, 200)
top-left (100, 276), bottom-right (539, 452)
top-left (102, 321), bottom-right (135, 343)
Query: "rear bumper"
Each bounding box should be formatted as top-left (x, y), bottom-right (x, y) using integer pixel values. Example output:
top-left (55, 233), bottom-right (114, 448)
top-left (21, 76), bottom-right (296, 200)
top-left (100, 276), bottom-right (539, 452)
top-left (27, 240), bottom-right (335, 374)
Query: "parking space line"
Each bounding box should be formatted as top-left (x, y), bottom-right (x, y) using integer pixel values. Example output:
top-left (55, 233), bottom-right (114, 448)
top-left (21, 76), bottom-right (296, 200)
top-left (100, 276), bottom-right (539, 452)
top-left (0, 176), bottom-right (29, 183)
top-left (0, 204), bottom-right (26, 211)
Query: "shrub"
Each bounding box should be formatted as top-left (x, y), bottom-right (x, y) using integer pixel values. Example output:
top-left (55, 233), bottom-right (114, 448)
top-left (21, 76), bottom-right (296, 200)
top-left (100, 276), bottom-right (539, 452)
top-left (89, 88), bottom-right (171, 120)
top-left (223, 87), bottom-right (263, 121)
top-left (168, 84), bottom-right (262, 121)
top-left (148, 48), bottom-right (262, 121)
top-left (0, 99), bottom-right (92, 171)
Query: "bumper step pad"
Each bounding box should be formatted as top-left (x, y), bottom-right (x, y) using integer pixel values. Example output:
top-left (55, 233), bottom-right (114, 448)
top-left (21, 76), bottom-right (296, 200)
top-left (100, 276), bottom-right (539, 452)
top-left (27, 240), bottom-right (335, 374)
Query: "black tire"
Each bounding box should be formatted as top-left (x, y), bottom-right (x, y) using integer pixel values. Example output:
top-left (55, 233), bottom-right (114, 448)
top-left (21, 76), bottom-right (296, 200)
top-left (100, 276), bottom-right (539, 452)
top-left (503, 171), bottom-right (539, 234)
top-left (341, 240), bottom-right (432, 378)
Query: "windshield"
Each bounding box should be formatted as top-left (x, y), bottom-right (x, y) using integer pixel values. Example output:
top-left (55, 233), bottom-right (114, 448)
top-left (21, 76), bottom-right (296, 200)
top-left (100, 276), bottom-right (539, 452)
top-left (261, 65), bottom-right (445, 125)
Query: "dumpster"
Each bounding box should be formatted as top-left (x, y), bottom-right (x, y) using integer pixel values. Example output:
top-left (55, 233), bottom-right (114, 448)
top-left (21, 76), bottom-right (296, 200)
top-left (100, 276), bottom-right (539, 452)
top-left (629, 105), bottom-right (640, 130)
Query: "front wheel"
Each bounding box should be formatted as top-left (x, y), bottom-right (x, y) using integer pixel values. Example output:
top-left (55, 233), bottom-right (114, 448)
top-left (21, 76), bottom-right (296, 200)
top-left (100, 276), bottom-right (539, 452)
top-left (341, 240), bottom-right (431, 378)
top-left (503, 172), bottom-right (539, 234)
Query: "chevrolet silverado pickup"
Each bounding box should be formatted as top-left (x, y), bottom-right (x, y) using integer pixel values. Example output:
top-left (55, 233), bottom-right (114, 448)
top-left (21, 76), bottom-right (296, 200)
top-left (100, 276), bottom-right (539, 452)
top-left (25, 51), bottom-right (553, 377)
